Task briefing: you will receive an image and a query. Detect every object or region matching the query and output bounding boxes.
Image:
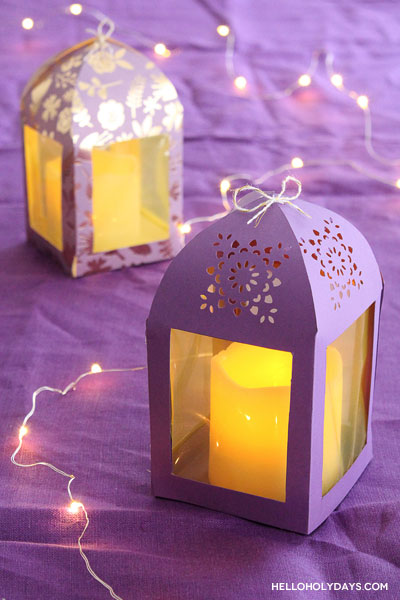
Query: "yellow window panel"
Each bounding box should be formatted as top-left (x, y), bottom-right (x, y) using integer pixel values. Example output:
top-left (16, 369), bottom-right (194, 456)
top-left (322, 304), bottom-right (375, 495)
top-left (170, 329), bottom-right (293, 502)
top-left (24, 125), bottom-right (63, 251)
top-left (92, 135), bottom-right (170, 253)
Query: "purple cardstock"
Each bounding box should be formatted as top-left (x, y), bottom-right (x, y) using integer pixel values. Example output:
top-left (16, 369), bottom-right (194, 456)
top-left (146, 197), bottom-right (383, 534)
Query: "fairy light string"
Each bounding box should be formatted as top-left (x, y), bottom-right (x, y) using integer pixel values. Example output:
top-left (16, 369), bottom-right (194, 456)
top-left (179, 32), bottom-right (400, 233)
top-left (11, 364), bottom-right (145, 600)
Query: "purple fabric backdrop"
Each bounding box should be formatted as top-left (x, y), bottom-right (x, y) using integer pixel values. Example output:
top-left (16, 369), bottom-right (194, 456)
top-left (1, 1), bottom-right (399, 598)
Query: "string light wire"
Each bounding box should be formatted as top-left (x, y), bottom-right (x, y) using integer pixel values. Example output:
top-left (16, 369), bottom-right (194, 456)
top-left (178, 40), bottom-right (400, 233)
top-left (19, 7), bottom-right (400, 230)
top-left (11, 365), bottom-right (145, 600)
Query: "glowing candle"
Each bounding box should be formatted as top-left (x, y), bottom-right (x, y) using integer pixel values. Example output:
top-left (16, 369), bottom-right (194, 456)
top-left (322, 346), bottom-right (343, 494)
top-left (209, 342), bottom-right (343, 500)
top-left (209, 343), bottom-right (292, 501)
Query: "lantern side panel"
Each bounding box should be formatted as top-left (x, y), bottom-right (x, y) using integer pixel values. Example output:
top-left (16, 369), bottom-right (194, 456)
top-left (71, 39), bottom-right (183, 276)
top-left (322, 302), bottom-right (375, 495)
top-left (170, 328), bottom-right (293, 503)
top-left (283, 199), bottom-right (382, 339)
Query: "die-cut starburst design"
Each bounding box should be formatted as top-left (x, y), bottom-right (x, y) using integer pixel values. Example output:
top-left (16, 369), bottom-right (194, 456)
top-left (299, 217), bottom-right (364, 310)
top-left (200, 233), bottom-right (289, 324)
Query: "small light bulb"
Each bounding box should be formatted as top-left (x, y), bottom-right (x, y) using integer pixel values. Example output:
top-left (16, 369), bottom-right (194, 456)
top-left (234, 76), bottom-right (247, 90)
top-left (19, 425), bottom-right (28, 438)
top-left (178, 223), bottom-right (191, 235)
top-left (68, 501), bottom-right (83, 514)
top-left (330, 73), bottom-right (343, 88)
top-left (21, 17), bottom-right (34, 30)
top-left (395, 179), bottom-right (400, 189)
top-left (69, 3), bottom-right (83, 15)
top-left (298, 73), bottom-right (311, 87)
top-left (217, 25), bottom-right (230, 37)
top-left (220, 179), bottom-right (231, 194)
top-left (90, 363), bottom-right (102, 374)
top-left (357, 95), bottom-right (369, 110)
top-left (154, 43), bottom-right (171, 58)
top-left (291, 157), bottom-right (304, 169)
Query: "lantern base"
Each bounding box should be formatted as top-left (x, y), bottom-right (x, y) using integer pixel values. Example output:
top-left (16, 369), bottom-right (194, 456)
top-left (154, 439), bottom-right (373, 535)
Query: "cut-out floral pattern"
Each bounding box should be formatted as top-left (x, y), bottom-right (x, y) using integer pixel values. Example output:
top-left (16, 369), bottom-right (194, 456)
top-left (61, 55), bottom-right (83, 73)
top-left (78, 77), bottom-right (122, 101)
top-left (132, 115), bottom-right (162, 137)
top-left (116, 132), bottom-right (134, 142)
top-left (55, 71), bottom-right (78, 90)
top-left (151, 74), bottom-right (178, 101)
top-left (126, 76), bottom-right (146, 118)
top-left (73, 108), bottom-right (93, 128)
top-left (200, 234), bottom-right (288, 324)
top-left (42, 94), bottom-right (61, 121)
top-left (40, 129), bottom-right (55, 139)
top-left (86, 47), bottom-right (133, 74)
top-left (56, 107), bottom-right (72, 134)
top-left (97, 100), bottom-right (125, 131)
top-left (162, 101), bottom-right (183, 131)
top-left (30, 77), bottom-right (52, 115)
top-left (143, 95), bottom-right (162, 116)
top-left (299, 217), bottom-right (364, 310)
top-left (79, 130), bottom-right (114, 151)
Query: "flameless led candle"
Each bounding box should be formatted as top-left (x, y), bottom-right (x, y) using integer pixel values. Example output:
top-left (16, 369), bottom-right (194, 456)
top-left (209, 342), bottom-right (292, 501)
top-left (209, 342), bottom-right (343, 500)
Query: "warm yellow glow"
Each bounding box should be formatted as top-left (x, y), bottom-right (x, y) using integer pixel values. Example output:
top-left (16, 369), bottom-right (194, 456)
top-left (69, 3), bottom-right (82, 15)
top-left (24, 125), bottom-right (63, 251)
top-left (298, 73), bottom-right (312, 87)
top-left (68, 501), bottom-right (83, 514)
top-left (357, 95), bottom-right (369, 110)
top-left (178, 222), bottom-right (191, 234)
top-left (19, 426), bottom-right (28, 438)
top-left (396, 179), bottom-right (400, 189)
top-left (217, 24), bottom-right (230, 37)
top-left (154, 43), bottom-right (171, 58)
top-left (90, 363), bottom-right (102, 374)
top-left (330, 73), bottom-right (343, 88)
top-left (22, 17), bottom-right (34, 30)
top-left (322, 347), bottom-right (343, 495)
top-left (219, 178), bottom-right (231, 194)
top-left (209, 343), bottom-right (293, 501)
top-left (234, 76), bottom-right (247, 90)
top-left (291, 156), bottom-right (304, 169)
top-left (91, 136), bottom-right (170, 252)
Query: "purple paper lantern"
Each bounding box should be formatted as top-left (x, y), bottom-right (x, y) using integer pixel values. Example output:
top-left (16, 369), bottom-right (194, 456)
top-left (147, 191), bottom-right (383, 534)
top-left (20, 36), bottom-right (183, 277)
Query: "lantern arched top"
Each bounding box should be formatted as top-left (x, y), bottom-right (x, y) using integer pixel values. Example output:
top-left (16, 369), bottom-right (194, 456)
top-left (149, 198), bottom-right (382, 349)
top-left (21, 37), bottom-right (183, 153)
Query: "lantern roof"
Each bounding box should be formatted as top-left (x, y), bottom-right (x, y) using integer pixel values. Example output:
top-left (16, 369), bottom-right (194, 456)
top-left (149, 196), bottom-right (382, 349)
top-left (21, 37), bottom-right (182, 150)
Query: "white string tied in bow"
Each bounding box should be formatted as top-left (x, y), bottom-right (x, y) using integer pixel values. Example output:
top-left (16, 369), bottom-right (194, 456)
top-left (86, 14), bottom-right (115, 51)
top-left (232, 175), bottom-right (311, 226)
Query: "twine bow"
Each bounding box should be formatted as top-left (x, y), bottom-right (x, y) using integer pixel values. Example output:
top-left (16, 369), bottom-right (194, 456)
top-left (86, 14), bottom-right (115, 49)
top-left (232, 175), bottom-right (311, 226)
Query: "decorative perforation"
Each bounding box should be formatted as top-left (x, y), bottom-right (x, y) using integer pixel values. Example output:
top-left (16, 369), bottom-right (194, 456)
top-left (299, 217), bottom-right (364, 310)
top-left (200, 234), bottom-right (289, 324)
